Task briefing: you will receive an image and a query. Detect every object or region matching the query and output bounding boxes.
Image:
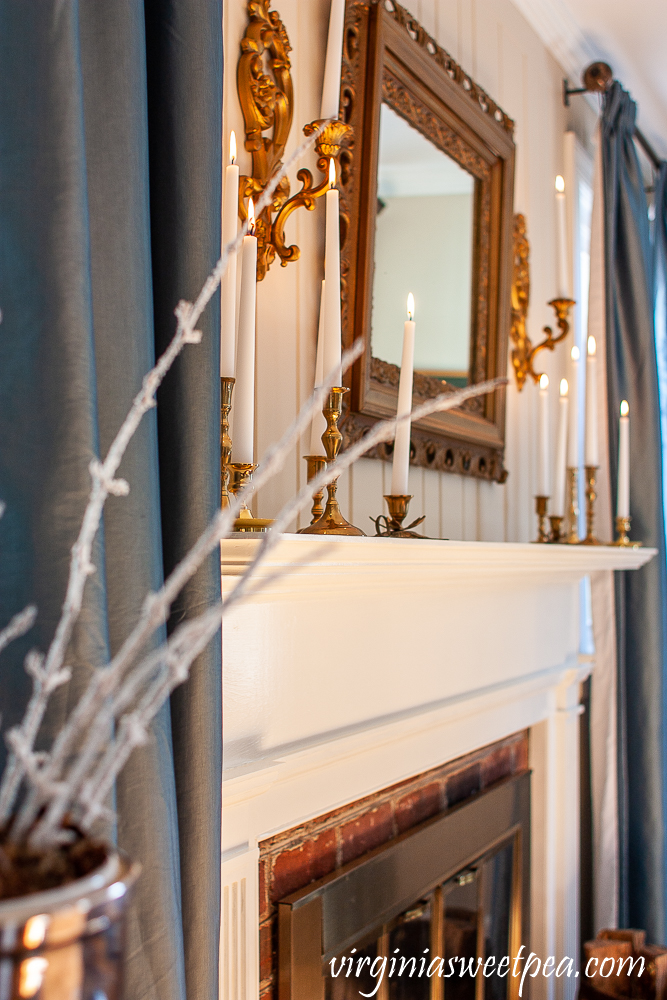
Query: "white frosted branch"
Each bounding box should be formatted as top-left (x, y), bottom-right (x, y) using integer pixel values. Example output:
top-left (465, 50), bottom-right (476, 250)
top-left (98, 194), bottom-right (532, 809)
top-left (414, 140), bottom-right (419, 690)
top-left (1, 125), bottom-right (326, 834)
top-left (25, 310), bottom-right (350, 846)
top-left (0, 606), bottom-right (37, 657)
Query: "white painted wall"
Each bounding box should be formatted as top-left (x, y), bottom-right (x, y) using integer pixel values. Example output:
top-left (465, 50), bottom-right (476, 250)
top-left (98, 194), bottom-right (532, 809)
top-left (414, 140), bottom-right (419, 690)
top-left (222, 0), bottom-right (594, 541)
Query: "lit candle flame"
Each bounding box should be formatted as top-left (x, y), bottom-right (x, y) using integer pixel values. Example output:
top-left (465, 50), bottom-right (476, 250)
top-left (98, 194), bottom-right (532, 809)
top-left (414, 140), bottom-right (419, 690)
top-left (329, 158), bottom-right (336, 189)
top-left (588, 335), bottom-right (596, 356)
top-left (560, 378), bottom-right (568, 396)
top-left (571, 345), bottom-right (580, 361)
top-left (248, 197), bottom-right (255, 235)
top-left (407, 293), bottom-right (415, 321)
top-left (620, 400), bottom-right (629, 417)
top-left (555, 175), bottom-right (565, 193)
top-left (540, 374), bottom-right (549, 390)
top-left (23, 915), bottom-right (48, 950)
top-left (230, 130), bottom-right (237, 165)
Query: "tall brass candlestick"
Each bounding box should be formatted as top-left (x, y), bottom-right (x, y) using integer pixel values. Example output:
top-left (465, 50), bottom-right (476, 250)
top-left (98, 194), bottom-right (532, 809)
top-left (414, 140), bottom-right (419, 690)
top-left (565, 466), bottom-right (580, 543)
top-left (220, 377), bottom-right (235, 509)
top-left (534, 496), bottom-right (550, 543)
top-left (298, 455), bottom-right (327, 528)
top-left (580, 466), bottom-right (601, 545)
top-left (301, 388), bottom-right (365, 536)
top-left (613, 515), bottom-right (641, 548)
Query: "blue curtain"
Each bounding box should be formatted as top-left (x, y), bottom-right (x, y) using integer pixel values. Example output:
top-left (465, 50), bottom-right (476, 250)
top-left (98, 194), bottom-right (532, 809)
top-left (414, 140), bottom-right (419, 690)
top-left (602, 81), bottom-right (667, 941)
top-left (0, 2), bottom-right (222, 997)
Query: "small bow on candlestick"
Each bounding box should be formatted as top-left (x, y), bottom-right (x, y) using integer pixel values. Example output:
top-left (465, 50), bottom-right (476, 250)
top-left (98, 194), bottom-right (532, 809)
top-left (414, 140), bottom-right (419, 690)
top-left (372, 513), bottom-right (427, 538)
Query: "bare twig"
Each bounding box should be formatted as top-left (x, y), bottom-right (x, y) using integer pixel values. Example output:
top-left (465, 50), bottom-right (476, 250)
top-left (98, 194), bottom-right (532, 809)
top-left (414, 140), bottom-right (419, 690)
top-left (26, 340), bottom-right (361, 846)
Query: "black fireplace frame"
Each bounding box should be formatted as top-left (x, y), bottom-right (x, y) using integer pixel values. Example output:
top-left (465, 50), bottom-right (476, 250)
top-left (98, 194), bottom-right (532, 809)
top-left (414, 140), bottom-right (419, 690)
top-left (278, 773), bottom-right (530, 1000)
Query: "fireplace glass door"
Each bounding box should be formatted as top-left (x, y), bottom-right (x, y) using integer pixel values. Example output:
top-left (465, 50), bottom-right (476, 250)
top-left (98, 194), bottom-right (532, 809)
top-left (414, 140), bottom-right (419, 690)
top-left (279, 775), bottom-right (529, 1000)
top-left (324, 838), bottom-right (516, 1000)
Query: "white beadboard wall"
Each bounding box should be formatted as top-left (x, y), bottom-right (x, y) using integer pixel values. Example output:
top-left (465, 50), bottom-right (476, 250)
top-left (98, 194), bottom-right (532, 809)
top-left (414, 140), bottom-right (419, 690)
top-left (222, 0), bottom-right (586, 542)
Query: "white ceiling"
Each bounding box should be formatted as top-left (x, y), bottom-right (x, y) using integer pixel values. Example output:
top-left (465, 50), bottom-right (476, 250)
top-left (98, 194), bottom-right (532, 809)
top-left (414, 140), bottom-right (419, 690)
top-left (511, 0), bottom-right (667, 160)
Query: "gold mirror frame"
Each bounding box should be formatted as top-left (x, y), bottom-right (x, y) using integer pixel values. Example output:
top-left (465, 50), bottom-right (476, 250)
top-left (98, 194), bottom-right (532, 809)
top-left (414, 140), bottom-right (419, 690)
top-left (339, 0), bottom-right (515, 482)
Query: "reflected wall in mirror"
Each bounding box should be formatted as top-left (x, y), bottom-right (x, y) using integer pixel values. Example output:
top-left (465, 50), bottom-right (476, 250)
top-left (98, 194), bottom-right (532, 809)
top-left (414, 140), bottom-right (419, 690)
top-left (372, 103), bottom-right (475, 386)
top-left (339, 0), bottom-right (515, 482)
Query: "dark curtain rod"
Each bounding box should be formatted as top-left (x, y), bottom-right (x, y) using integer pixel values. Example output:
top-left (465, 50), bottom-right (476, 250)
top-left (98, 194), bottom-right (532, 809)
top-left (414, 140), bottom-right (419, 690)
top-left (563, 61), bottom-right (662, 172)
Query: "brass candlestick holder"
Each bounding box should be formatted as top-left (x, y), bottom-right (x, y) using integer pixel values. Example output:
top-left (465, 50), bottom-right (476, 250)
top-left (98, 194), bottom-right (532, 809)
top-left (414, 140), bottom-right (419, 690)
top-left (229, 462), bottom-right (274, 533)
top-left (549, 515), bottom-right (564, 543)
top-left (580, 466), bottom-right (601, 545)
top-left (534, 496), bottom-right (550, 543)
top-left (298, 455), bottom-right (327, 529)
top-left (372, 495), bottom-right (427, 539)
top-left (220, 377), bottom-right (235, 509)
top-left (613, 515), bottom-right (641, 548)
top-left (566, 466), bottom-right (580, 543)
top-left (301, 388), bottom-right (365, 536)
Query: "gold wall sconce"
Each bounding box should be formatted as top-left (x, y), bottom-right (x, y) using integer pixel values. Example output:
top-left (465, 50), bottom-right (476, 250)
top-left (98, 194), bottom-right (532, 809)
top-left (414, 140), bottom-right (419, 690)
top-left (236, 0), bottom-right (353, 280)
top-left (510, 214), bottom-right (575, 390)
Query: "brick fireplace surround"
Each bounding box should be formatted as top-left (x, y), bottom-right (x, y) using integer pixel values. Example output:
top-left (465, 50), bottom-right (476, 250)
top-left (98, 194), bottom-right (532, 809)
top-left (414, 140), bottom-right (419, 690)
top-left (258, 732), bottom-right (529, 1000)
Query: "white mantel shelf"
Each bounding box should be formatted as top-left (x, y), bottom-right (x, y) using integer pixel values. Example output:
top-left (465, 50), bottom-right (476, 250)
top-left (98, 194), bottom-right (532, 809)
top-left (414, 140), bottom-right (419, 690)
top-left (221, 534), bottom-right (654, 595)
top-left (221, 536), bottom-right (655, 1000)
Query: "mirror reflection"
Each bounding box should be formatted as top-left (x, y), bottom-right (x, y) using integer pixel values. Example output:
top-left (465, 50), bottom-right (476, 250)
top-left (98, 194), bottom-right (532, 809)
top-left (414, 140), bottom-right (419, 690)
top-left (371, 103), bottom-right (476, 387)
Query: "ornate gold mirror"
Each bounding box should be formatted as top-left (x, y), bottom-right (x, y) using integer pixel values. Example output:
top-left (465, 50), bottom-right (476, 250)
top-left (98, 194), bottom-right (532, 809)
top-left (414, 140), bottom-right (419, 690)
top-left (339, 0), bottom-right (515, 481)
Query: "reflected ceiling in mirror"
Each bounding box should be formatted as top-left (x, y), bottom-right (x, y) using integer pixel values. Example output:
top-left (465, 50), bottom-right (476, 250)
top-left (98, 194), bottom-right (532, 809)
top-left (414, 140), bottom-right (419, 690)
top-left (372, 104), bottom-right (475, 387)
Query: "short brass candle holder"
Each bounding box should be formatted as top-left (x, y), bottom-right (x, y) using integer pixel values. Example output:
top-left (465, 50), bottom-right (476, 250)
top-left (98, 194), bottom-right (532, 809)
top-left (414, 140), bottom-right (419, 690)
top-left (580, 465), bottom-right (601, 545)
top-left (534, 496), bottom-right (550, 543)
top-left (549, 515), bottom-right (564, 543)
top-left (613, 515), bottom-right (641, 548)
top-left (220, 376), bottom-right (235, 509)
top-left (565, 466), bottom-right (580, 543)
top-left (228, 462), bottom-right (274, 533)
top-left (298, 455), bottom-right (327, 529)
top-left (301, 388), bottom-right (365, 536)
top-left (372, 495), bottom-right (427, 539)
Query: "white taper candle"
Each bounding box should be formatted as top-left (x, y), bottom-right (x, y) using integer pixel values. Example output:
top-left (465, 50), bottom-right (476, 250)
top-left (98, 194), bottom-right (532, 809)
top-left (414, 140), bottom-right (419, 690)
top-left (537, 374), bottom-right (550, 496)
top-left (567, 345), bottom-right (579, 468)
top-left (585, 336), bottom-right (599, 467)
top-left (233, 199), bottom-right (258, 464)
top-left (221, 132), bottom-right (239, 377)
top-left (553, 379), bottom-right (569, 517)
top-left (320, 0), bottom-right (346, 120)
top-left (555, 175), bottom-right (570, 299)
top-left (323, 160), bottom-right (342, 386)
top-left (391, 294), bottom-right (416, 496)
top-left (309, 280), bottom-right (327, 456)
top-left (617, 400), bottom-right (630, 518)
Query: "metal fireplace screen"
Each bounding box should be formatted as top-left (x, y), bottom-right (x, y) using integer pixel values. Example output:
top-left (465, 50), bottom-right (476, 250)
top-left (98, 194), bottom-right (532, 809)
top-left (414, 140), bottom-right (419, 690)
top-left (278, 774), bottom-right (530, 1000)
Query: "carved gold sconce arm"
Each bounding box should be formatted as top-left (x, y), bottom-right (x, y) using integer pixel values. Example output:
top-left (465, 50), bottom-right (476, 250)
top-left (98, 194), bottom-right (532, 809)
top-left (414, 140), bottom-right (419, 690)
top-left (510, 213), bottom-right (575, 390)
top-left (237, 1), bottom-right (353, 281)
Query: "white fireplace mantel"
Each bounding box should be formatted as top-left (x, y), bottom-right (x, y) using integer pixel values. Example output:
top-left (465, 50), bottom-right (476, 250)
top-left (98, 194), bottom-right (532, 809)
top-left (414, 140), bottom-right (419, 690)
top-left (221, 536), bottom-right (655, 1000)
